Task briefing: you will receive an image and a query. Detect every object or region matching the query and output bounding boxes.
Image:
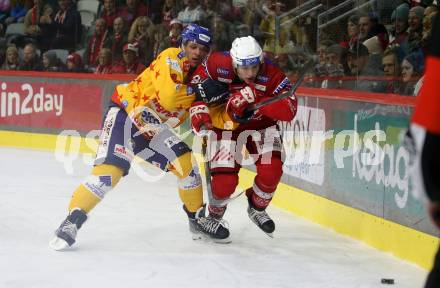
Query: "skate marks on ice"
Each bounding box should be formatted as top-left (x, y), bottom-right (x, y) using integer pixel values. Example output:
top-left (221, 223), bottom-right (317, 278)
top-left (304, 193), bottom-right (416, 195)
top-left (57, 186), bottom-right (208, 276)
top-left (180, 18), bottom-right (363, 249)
top-left (0, 148), bottom-right (427, 288)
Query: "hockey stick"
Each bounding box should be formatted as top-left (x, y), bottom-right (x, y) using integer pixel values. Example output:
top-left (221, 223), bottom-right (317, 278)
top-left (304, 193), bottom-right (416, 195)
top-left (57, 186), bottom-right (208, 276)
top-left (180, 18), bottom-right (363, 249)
top-left (234, 59), bottom-right (315, 123)
top-left (200, 129), bottom-right (244, 207)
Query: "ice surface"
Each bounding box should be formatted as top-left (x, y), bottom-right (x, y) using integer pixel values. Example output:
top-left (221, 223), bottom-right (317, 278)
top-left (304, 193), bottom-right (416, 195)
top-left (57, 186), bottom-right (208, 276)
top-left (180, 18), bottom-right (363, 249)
top-left (0, 147), bottom-right (428, 288)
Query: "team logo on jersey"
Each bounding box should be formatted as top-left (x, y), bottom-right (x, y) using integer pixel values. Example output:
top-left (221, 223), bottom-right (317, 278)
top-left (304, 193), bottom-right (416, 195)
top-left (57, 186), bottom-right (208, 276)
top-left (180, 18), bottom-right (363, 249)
top-left (99, 110), bottom-right (116, 148)
top-left (166, 57), bottom-right (182, 73)
top-left (254, 84), bottom-right (266, 91)
top-left (121, 100), bottom-right (128, 108)
top-left (113, 144), bottom-right (134, 162)
top-left (257, 75), bottom-right (269, 83)
top-left (179, 168), bottom-right (201, 190)
top-left (149, 98), bottom-right (185, 119)
top-left (273, 77), bottom-right (291, 94)
top-left (141, 109), bottom-right (161, 125)
top-left (84, 175), bottom-right (113, 199)
top-left (99, 176), bottom-right (112, 187)
top-left (216, 68), bottom-right (230, 76)
top-left (164, 135), bottom-right (181, 148)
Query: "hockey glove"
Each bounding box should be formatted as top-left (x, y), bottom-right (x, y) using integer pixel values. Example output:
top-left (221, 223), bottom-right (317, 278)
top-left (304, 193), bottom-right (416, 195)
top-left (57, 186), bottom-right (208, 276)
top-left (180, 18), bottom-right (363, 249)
top-left (189, 101), bottom-right (213, 135)
top-left (226, 86), bottom-right (255, 120)
top-left (194, 78), bottom-right (230, 105)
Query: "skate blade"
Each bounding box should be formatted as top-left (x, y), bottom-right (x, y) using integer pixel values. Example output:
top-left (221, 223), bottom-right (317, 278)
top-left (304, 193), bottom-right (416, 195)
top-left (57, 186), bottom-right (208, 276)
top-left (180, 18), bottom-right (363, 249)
top-left (264, 232), bottom-right (274, 238)
top-left (212, 237), bottom-right (232, 244)
top-left (249, 219), bottom-right (274, 238)
top-left (49, 236), bottom-right (70, 251)
top-left (195, 233), bottom-right (232, 244)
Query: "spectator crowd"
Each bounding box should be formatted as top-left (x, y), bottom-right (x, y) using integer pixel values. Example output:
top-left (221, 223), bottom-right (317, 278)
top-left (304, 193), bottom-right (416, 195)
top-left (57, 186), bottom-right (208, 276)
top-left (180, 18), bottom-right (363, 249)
top-left (0, 0), bottom-right (437, 96)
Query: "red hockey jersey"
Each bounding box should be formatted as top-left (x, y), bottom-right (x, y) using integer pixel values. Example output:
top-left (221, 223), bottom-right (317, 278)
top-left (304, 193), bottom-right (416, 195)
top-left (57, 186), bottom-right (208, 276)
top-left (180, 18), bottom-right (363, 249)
top-left (191, 51), bottom-right (297, 131)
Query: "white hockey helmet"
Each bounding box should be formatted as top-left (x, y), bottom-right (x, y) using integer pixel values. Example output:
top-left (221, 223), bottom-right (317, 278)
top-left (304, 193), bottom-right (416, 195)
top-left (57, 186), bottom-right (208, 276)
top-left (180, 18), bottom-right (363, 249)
top-left (230, 36), bottom-right (263, 68)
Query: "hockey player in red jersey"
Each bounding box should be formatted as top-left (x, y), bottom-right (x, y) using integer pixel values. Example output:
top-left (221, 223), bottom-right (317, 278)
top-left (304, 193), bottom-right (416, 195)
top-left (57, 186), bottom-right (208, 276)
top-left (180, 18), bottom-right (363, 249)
top-left (407, 15), bottom-right (440, 288)
top-left (189, 36), bottom-right (298, 241)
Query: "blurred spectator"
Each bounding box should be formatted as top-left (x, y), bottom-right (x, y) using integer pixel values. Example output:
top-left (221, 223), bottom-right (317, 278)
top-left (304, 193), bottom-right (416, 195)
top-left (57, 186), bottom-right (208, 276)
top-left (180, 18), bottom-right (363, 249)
top-left (422, 11), bottom-right (437, 48)
top-left (148, 0), bottom-right (165, 24)
top-left (104, 16), bottom-right (127, 63)
top-left (42, 50), bottom-right (63, 71)
top-left (400, 50), bottom-right (424, 95)
top-left (210, 15), bottom-right (231, 51)
top-left (341, 15), bottom-right (359, 48)
top-left (239, 0), bottom-right (259, 36)
top-left (358, 14), bottom-right (372, 42)
top-left (260, 1), bottom-right (288, 56)
top-left (409, 6), bottom-right (424, 34)
top-left (274, 52), bottom-right (295, 76)
top-left (152, 21), bottom-right (169, 57)
top-left (94, 47), bottom-right (113, 74)
top-left (0, 38), bottom-right (5, 63)
top-left (344, 42), bottom-right (384, 92)
top-left (408, 6), bottom-right (425, 51)
top-left (156, 18), bottom-right (182, 54)
top-left (201, 0), bottom-right (216, 25)
top-left (424, 4), bottom-right (438, 17)
top-left (99, 0), bottom-right (120, 31)
top-left (177, 0), bottom-right (206, 26)
top-left (111, 42), bottom-right (146, 74)
top-left (4, 0), bottom-right (29, 26)
top-left (84, 18), bottom-right (108, 68)
top-left (65, 52), bottom-right (84, 72)
top-left (162, 0), bottom-right (180, 26)
top-left (45, 0), bottom-right (82, 50)
top-left (1, 45), bottom-right (19, 70)
top-left (128, 16), bottom-right (155, 66)
top-left (19, 42), bottom-right (42, 70)
top-left (368, 22), bottom-right (389, 51)
top-left (0, 0), bottom-right (11, 24)
top-left (363, 35), bottom-right (385, 72)
top-left (390, 3), bottom-right (410, 52)
top-left (321, 44), bottom-right (345, 89)
top-left (24, 0), bottom-right (53, 49)
top-left (382, 46), bottom-right (405, 93)
top-left (315, 39), bottom-right (336, 77)
top-left (119, 0), bottom-right (148, 27)
top-left (215, 0), bottom-right (236, 22)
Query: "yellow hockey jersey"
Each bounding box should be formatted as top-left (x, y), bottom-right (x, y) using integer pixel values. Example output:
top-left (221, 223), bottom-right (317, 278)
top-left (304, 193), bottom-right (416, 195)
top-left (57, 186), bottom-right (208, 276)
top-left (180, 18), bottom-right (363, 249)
top-left (112, 48), bottom-right (196, 127)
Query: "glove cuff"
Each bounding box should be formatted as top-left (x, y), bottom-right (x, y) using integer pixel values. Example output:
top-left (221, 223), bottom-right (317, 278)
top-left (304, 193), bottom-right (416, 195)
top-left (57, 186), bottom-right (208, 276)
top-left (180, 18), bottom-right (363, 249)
top-left (189, 101), bottom-right (209, 117)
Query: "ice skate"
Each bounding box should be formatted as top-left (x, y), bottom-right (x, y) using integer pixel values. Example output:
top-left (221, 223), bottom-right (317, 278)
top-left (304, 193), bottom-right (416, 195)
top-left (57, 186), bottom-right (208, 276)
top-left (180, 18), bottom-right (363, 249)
top-left (49, 208), bottom-right (87, 251)
top-left (247, 197), bottom-right (275, 237)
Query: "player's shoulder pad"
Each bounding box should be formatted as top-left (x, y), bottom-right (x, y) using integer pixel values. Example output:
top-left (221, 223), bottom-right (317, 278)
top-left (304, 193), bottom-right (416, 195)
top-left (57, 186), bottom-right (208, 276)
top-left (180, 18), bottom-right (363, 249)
top-left (159, 47), bottom-right (186, 61)
top-left (261, 59), bottom-right (291, 95)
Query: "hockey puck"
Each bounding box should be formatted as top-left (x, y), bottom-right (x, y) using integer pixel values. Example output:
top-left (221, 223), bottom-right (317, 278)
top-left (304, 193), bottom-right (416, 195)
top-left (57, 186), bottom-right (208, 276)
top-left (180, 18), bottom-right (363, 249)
top-left (381, 278), bottom-right (394, 285)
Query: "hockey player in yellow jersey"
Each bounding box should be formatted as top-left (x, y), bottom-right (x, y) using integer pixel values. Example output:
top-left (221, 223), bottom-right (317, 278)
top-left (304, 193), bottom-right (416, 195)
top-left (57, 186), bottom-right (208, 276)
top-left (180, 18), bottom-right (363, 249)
top-left (49, 24), bottom-right (221, 250)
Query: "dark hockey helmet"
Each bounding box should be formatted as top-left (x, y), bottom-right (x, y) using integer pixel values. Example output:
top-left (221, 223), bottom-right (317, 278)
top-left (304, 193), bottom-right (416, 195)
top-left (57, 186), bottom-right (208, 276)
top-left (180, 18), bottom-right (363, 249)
top-left (181, 24), bottom-right (212, 48)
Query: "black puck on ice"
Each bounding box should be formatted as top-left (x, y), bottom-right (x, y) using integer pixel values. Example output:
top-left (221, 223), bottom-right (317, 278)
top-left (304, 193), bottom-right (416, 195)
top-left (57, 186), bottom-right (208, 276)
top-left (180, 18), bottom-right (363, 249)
top-left (381, 278), bottom-right (395, 285)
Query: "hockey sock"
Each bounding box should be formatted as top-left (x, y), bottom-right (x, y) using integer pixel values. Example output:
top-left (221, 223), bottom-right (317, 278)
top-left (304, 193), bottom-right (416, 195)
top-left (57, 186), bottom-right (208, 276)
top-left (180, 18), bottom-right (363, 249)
top-left (170, 152), bottom-right (203, 213)
top-left (68, 164), bottom-right (123, 213)
top-left (248, 157), bottom-right (283, 210)
top-left (208, 205), bottom-right (227, 218)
